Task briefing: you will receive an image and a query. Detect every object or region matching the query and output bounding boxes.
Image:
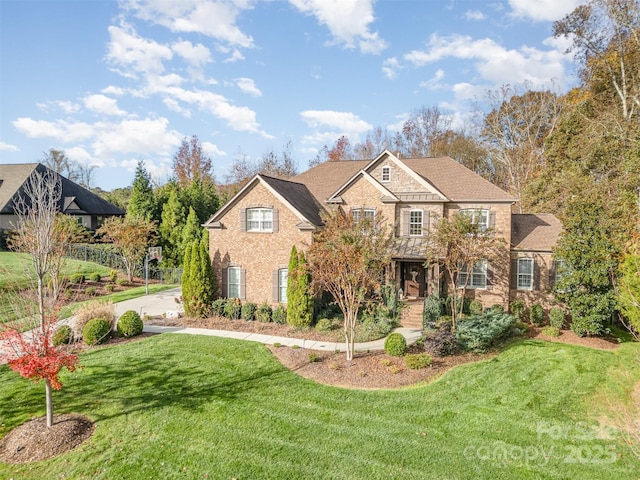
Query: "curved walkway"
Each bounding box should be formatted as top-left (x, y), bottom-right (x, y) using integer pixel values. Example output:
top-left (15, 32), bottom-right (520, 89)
top-left (118, 288), bottom-right (423, 352)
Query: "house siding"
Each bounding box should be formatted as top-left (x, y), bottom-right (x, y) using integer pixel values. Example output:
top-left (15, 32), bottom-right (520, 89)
top-left (208, 182), bottom-right (313, 304)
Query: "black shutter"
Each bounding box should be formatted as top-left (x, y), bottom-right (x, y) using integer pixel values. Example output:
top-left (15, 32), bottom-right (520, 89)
top-left (272, 208), bottom-right (279, 233)
top-left (240, 209), bottom-right (247, 232)
top-left (510, 259), bottom-right (518, 290)
top-left (489, 211), bottom-right (496, 230)
top-left (486, 262), bottom-right (494, 290)
top-left (549, 260), bottom-right (557, 289)
top-left (533, 259), bottom-right (540, 291)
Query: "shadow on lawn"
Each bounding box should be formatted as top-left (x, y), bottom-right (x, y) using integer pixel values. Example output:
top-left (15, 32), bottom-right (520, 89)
top-left (1, 336), bottom-right (290, 426)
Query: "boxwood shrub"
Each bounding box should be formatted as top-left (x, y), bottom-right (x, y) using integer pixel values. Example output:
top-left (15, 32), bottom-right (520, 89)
top-left (256, 303), bottom-right (272, 323)
top-left (405, 353), bottom-right (432, 369)
top-left (88, 272), bottom-right (102, 282)
top-left (272, 305), bottom-right (287, 324)
top-left (211, 298), bottom-right (227, 317)
top-left (456, 312), bottom-right (516, 353)
top-left (549, 307), bottom-right (565, 329)
top-left (52, 325), bottom-right (74, 346)
top-left (241, 302), bottom-right (257, 321)
top-left (384, 332), bottom-right (407, 357)
top-left (82, 317), bottom-right (112, 345)
top-left (529, 304), bottom-right (544, 326)
top-left (224, 299), bottom-right (241, 320)
top-left (117, 310), bottom-right (143, 337)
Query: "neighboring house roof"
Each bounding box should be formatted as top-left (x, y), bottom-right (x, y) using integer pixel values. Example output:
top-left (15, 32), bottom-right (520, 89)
top-left (0, 163), bottom-right (125, 216)
top-left (511, 213), bottom-right (563, 252)
top-left (204, 174), bottom-right (324, 229)
top-left (402, 156), bottom-right (516, 203)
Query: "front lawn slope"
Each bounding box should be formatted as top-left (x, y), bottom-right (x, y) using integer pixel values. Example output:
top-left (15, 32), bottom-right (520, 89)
top-left (1, 335), bottom-right (639, 479)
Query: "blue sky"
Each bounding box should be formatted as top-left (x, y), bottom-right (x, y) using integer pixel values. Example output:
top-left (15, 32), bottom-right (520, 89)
top-left (0, 0), bottom-right (582, 191)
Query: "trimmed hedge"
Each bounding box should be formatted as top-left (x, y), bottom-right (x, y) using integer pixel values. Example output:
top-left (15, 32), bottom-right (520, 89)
top-left (549, 307), bottom-right (565, 329)
top-left (117, 310), bottom-right (143, 338)
top-left (456, 312), bottom-right (516, 353)
top-left (384, 333), bottom-right (407, 357)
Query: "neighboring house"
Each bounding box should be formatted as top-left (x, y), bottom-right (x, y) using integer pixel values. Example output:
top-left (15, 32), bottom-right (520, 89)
top-left (204, 150), bottom-right (562, 310)
top-left (0, 163), bottom-right (125, 231)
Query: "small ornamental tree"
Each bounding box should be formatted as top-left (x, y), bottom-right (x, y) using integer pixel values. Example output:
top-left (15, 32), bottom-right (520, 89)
top-left (307, 208), bottom-right (392, 362)
top-left (286, 246), bottom-right (313, 327)
top-left (97, 216), bottom-right (157, 282)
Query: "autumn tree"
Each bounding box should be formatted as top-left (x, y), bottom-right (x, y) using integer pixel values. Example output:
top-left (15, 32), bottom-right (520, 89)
top-left (424, 212), bottom-right (503, 332)
top-left (97, 216), bottom-right (157, 282)
top-left (481, 84), bottom-right (562, 212)
top-left (2, 167), bottom-right (79, 427)
top-left (173, 135), bottom-right (214, 186)
top-left (307, 209), bottom-right (392, 362)
top-left (127, 160), bottom-right (157, 222)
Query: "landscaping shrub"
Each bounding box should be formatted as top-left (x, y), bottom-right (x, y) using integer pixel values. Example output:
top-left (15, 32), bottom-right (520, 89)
top-left (456, 312), bottom-right (516, 353)
top-left (256, 303), bottom-right (272, 323)
top-left (490, 304), bottom-right (504, 314)
top-left (469, 299), bottom-right (484, 315)
top-left (541, 326), bottom-right (560, 337)
top-left (549, 307), bottom-right (565, 329)
top-left (529, 304), bottom-right (544, 326)
top-left (104, 284), bottom-right (115, 293)
top-left (360, 317), bottom-right (393, 341)
top-left (52, 325), bottom-right (74, 346)
top-left (70, 273), bottom-right (85, 284)
top-left (315, 318), bottom-right (332, 332)
top-left (211, 298), bottom-right (227, 317)
top-left (422, 295), bottom-right (443, 330)
top-left (510, 300), bottom-right (525, 322)
top-left (308, 352), bottom-right (320, 363)
top-left (272, 305), bottom-right (287, 325)
top-left (384, 333), bottom-right (407, 357)
top-left (423, 329), bottom-right (458, 357)
top-left (405, 353), bottom-right (432, 369)
top-left (571, 315), bottom-right (606, 337)
top-left (435, 315), bottom-right (452, 332)
top-left (88, 272), bottom-right (102, 282)
top-left (85, 286), bottom-right (96, 296)
top-left (445, 295), bottom-right (470, 315)
top-left (82, 317), bottom-right (112, 345)
top-left (73, 300), bottom-right (115, 337)
top-left (241, 302), bottom-right (257, 321)
top-left (513, 321), bottom-right (529, 335)
top-left (109, 269), bottom-right (118, 283)
top-left (117, 310), bottom-right (143, 338)
top-left (223, 299), bottom-right (241, 320)
top-left (116, 278), bottom-right (129, 286)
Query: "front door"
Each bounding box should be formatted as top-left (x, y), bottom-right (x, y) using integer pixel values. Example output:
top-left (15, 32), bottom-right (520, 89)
top-left (401, 262), bottom-right (426, 298)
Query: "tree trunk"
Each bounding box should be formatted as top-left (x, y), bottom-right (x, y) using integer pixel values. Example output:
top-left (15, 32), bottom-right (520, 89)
top-left (45, 379), bottom-right (53, 427)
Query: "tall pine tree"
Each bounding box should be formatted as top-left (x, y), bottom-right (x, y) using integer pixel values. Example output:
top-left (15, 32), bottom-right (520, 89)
top-left (127, 160), bottom-right (156, 222)
top-left (159, 188), bottom-right (186, 267)
top-left (286, 246), bottom-right (313, 327)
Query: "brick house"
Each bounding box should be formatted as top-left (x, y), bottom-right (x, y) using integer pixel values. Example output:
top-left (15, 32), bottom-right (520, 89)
top-left (204, 150), bottom-right (562, 310)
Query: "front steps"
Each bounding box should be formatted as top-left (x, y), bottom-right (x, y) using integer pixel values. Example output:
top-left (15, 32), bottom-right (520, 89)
top-left (400, 298), bottom-right (423, 330)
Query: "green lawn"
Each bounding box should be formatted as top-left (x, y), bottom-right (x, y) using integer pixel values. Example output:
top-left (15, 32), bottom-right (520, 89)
top-left (1, 335), bottom-right (639, 479)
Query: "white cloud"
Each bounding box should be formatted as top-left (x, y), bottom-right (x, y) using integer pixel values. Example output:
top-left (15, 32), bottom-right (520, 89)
top-left (172, 40), bottom-right (212, 66)
top-left (382, 57), bottom-right (400, 80)
top-left (65, 146), bottom-right (94, 164)
top-left (403, 34), bottom-right (568, 90)
top-left (202, 141), bottom-right (226, 157)
top-left (83, 94), bottom-right (127, 116)
top-left (235, 77), bottom-right (262, 97)
top-left (13, 117), bottom-right (95, 142)
top-left (36, 100), bottom-right (81, 114)
top-left (289, 0), bottom-right (387, 54)
top-left (0, 141), bottom-right (19, 151)
top-left (508, 0), bottom-right (581, 22)
top-left (121, 0), bottom-right (255, 48)
top-left (224, 49), bottom-right (245, 63)
top-left (101, 86), bottom-right (125, 96)
top-left (465, 10), bottom-right (485, 21)
top-left (419, 69), bottom-right (445, 90)
top-left (300, 110), bottom-right (372, 133)
top-left (106, 23), bottom-right (173, 78)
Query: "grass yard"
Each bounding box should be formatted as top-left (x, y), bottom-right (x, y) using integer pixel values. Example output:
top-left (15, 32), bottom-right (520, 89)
top-left (1, 334), bottom-right (639, 479)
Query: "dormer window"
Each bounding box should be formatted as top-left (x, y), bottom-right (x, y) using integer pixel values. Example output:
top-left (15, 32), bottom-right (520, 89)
top-left (381, 166), bottom-right (391, 182)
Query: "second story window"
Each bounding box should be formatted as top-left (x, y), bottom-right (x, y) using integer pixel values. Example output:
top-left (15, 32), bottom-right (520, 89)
top-left (458, 259), bottom-right (487, 289)
top-left (461, 209), bottom-right (490, 231)
top-left (517, 258), bottom-right (534, 290)
top-left (247, 208), bottom-right (273, 232)
top-left (352, 208), bottom-right (375, 224)
top-left (409, 210), bottom-right (423, 236)
top-left (381, 166), bottom-right (390, 182)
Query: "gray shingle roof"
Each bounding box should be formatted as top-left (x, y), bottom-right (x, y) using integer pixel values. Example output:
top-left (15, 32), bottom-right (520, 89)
top-left (0, 163), bottom-right (125, 216)
top-left (292, 160), bottom-right (369, 203)
top-left (511, 213), bottom-right (563, 252)
top-left (259, 175), bottom-right (325, 227)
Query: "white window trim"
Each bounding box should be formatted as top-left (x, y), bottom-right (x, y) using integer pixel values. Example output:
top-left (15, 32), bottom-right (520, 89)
top-left (461, 208), bottom-right (489, 231)
top-left (247, 207), bottom-right (273, 232)
top-left (517, 258), bottom-right (534, 290)
top-left (352, 208), bottom-right (376, 224)
top-left (381, 165), bottom-right (391, 182)
top-left (228, 266), bottom-right (241, 298)
top-left (409, 209), bottom-right (423, 237)
top-left (458, 259), bottom-right (487, 289)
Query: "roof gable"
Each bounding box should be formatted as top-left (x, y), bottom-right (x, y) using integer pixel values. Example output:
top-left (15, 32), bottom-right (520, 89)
top-left (326, 169), bottom-right (399, 204)
top-left (204, 174), bottom-right (324, 229)
top-left (511, 214), bottom-right (563, 251)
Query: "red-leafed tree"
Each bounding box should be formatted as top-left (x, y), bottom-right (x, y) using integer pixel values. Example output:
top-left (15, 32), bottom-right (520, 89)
top-left (2, 167), bottom-right (79, 427)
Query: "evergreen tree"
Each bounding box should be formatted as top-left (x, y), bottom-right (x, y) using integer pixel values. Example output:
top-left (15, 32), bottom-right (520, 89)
top-left (127, 160), bottom-right (156, 222)
top-left (181, 239), bottom-right (193, 315)
top-left (159, 188), bottom-right (186, 267)
top-left (286, 246), bottom-right (313, 327)
top-left (180, 207), bottom-right (202, 262)
top-left (199, 231), bottom-right (216, 306)
top-left (181, 233), bottom-right (215, 318)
